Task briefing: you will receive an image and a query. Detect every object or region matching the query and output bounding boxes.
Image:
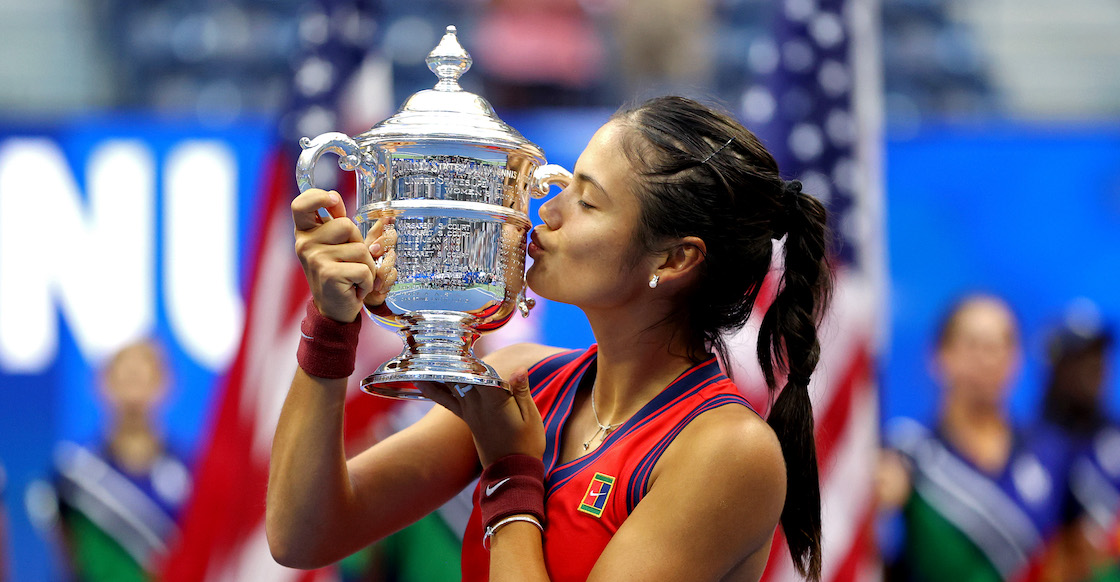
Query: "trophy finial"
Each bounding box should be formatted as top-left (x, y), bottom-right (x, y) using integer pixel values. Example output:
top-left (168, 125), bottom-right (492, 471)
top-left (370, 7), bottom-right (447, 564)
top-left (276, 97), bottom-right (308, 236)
top-left (426, 25), bottom-right (472, 91)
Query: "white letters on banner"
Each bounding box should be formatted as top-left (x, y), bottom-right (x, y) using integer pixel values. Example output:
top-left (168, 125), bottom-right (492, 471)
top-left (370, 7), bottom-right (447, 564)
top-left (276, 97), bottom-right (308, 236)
top-left (0, 137), bottom-right (242, 374)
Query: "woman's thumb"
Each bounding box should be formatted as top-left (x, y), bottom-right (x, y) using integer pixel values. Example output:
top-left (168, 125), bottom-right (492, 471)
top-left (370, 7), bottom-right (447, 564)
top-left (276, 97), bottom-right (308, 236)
top-left (509, 369), bottom-right (537, 419)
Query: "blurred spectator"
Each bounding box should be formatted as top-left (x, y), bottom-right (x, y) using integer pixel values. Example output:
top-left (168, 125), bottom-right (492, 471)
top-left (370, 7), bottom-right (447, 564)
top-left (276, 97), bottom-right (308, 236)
top-left (1040, 303), bottom-right (1113, 438)
top-left (1037, 302), bottom-right (1120, 582)
top-left (50, 340), bottom-right (191, 581)
top-left (610, 0), bottom-right (714, 100)
top-left (471, 0), bottom-right (607, 108)
top-left (878, 295), bottom-right (1071, 582)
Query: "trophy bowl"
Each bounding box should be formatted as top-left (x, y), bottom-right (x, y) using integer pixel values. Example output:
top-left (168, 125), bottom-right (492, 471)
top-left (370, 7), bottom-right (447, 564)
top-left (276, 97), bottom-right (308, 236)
top-left (295, 26), bottom-right (571, 400)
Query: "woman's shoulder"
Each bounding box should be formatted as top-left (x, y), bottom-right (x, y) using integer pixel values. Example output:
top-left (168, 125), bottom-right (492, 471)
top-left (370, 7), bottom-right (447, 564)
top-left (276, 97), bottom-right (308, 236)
top-left (647, 402), bottom-right (786, 543)
top-left (481, 343), bottom-right (575, 379)
top-left (689, 404), bottom-right (782, 462)
top-left (657, 402), bottom-right (785, 492)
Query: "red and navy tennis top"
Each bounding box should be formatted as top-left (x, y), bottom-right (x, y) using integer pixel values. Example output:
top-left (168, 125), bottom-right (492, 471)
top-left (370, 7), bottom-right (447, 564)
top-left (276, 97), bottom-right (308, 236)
top-left (460, 344), bottom-right (754, 581)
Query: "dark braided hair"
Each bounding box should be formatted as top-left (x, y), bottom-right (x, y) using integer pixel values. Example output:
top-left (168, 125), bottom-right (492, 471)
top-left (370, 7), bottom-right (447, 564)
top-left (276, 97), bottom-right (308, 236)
top-left (613, 96), bottom-right (832, 581)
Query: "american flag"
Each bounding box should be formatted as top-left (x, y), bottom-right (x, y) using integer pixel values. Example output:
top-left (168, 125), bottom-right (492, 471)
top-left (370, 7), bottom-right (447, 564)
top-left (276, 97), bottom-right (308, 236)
top-left (160, 1), bottom-right (402, 580)
top-left (728, 0), bottom-right (885, 580)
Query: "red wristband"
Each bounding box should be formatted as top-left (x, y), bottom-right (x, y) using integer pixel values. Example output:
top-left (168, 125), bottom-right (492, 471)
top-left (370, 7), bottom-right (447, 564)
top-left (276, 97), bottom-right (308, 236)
top-left (296, 299), bottom-right (361, 379)
top-left (480, 454), bottom-right (545, 529)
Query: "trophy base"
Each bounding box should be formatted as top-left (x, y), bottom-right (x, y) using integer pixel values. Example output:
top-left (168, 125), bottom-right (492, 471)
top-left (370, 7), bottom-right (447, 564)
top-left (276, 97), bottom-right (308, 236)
top-left (360, 310), bottom-right (508, 401)
top-left (361, 369), bottom-right (509, 400)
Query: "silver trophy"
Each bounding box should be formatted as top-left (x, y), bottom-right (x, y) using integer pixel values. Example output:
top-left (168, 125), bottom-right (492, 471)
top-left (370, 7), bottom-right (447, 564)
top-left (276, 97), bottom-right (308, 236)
top-left (295, 26), bottom-right (571, 400)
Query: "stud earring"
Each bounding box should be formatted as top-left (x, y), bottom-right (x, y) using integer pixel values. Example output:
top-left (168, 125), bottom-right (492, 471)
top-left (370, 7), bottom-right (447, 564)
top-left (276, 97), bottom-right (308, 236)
top-left (649, 275), bottom-right (659, 289)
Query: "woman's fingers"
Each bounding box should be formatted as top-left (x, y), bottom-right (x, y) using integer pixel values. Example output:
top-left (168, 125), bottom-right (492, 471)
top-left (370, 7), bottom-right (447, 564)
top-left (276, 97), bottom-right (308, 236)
top-left (367, 222), bottom-right (398, 260)
top-left (319, 260), bottom-right (376, 297)
top-left (448, 378), bottom-right (542, 466)
top-left (508, 370), bottom-right (538, 422)
top-left (375, 248), bottom-right (398, 290)
top-left (414, 377), bottom-right (543, 466)
top-left (294, 213), bottom-right (379, 322)
top-left (292, 189), bottom-right (346, 231)
top-left (364, 217), bottom-right (386, 248)
top-left (366, 224), bottom-right (399, 302)
top-left (415, 382), bottom-right (463, 417)
top-left (300, 218), bottom-right (360, 247)
top-left (297, 232), bottom-right (377, 278)
top-left (314, 241), bottom-right (379, 279)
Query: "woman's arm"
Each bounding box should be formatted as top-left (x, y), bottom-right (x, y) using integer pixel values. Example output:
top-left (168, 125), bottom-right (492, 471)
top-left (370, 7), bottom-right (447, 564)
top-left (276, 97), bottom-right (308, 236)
top-left (267, 344), bottom-right (567, 569)
top-left (267, 343), bottom-right (565, 568)
top-left (268, 187), bottom-right (480, 567)
top-left (268, 187), bottom-right (571, 569)
top-left (407, 343), bottom-right (562, 582)
top-left (266, 367), bottom-right (480, 568)
top-left (341, 345), bottom-right (561, 553)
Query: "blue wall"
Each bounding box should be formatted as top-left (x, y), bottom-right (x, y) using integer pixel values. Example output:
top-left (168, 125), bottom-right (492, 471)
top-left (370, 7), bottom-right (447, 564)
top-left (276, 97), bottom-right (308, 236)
top-left (884, 122), bottom-right (1120, 427)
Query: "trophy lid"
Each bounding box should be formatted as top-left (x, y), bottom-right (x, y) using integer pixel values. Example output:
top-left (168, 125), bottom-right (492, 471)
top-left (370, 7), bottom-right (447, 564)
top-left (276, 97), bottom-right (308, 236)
top-left (356, 26), bottom-right (545, 161)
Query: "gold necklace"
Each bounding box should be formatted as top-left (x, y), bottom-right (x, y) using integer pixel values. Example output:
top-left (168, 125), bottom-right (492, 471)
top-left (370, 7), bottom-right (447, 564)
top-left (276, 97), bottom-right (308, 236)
top-left (583, 383), bottom-right (623, 450)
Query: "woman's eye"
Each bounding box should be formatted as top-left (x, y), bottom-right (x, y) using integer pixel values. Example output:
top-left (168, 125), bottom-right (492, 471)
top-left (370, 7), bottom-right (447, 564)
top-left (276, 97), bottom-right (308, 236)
top-left (577, 199), bottom-right (595, 210)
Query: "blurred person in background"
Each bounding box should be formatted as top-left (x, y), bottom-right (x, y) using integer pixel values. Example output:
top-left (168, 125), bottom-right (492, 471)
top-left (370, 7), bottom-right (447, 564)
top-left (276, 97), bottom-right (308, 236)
top-left (50, 339), bottom-right (191, 582)
top-left (878, 295), bottom-right (1072, 582)
top-left (472, 0), bottom-right (607, 108)
top-left (611, 0), bottom-right (715, 98)
top-left (1036, 302), bottom-right (1120, 582)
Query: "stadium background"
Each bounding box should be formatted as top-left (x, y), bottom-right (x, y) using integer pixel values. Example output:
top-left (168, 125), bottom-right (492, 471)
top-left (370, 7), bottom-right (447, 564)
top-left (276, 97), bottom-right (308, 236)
top-left (1, 0), bottom-right (1119, 579)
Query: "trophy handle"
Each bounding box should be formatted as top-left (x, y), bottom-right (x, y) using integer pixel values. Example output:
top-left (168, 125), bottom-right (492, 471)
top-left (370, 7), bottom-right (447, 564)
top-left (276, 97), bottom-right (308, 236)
top-left (518, 163), bottom-right (569, 318)
top-left (530, 164), bottom-right (572, 198)
top-left (295, 132), bottom-right (377, 200)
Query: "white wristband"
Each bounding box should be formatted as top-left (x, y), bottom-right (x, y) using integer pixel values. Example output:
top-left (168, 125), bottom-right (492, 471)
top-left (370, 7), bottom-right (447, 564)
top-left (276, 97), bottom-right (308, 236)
top-left (482, 514), bottom-right (543, 550)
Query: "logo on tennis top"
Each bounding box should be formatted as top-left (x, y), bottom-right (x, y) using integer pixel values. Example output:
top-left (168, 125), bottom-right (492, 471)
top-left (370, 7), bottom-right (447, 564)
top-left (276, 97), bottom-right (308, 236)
top-left (485, 477), bottom-right (511, 497)
top-left (578, 473), bottom-right (616, 518)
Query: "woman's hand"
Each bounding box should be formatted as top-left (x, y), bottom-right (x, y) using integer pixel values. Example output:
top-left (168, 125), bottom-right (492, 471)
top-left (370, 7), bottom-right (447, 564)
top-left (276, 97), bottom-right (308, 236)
top-left (875, 448), bottom-right (912, 512)
top-left (361, 215), bottom-right (398, 313)
top-left (291, 188), bottom-right (397, 323)
top-left (416, 371), bottom-right (545, 467)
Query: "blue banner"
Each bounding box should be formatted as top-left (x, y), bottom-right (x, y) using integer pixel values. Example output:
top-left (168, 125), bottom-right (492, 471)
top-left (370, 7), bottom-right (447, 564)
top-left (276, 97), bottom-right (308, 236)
top-left (0, 116), bottom-right (273, 581)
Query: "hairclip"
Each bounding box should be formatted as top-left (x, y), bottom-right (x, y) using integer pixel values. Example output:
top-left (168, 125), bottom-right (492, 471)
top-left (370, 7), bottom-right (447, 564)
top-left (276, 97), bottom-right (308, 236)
top-left (701, 137), bottom-right (735, 164)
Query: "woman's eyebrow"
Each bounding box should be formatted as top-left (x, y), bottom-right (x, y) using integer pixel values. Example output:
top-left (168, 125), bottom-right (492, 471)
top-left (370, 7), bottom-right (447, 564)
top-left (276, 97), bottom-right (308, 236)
top-left (575, 172), bottom-right (609, 199)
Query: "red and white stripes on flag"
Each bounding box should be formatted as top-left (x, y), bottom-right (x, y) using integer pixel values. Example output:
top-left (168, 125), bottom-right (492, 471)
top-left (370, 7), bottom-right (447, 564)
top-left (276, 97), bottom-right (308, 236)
top-left (732, 0), bottom-right (886, 579)
top-left (162, 0), bottom-right (397, 576)
top-left (160, 151), bottom-right (402, 582)
top-left (728, 269), bottom-right (881, 582)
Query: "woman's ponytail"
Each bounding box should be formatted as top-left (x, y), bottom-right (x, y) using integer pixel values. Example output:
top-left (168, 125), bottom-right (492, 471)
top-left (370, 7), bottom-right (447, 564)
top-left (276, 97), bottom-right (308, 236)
top-left (757, 182), bottom-right (831, 582)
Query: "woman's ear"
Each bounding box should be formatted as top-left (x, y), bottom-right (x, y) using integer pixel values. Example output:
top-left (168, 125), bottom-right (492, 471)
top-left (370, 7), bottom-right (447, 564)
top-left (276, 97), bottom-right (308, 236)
top-left (652, 236), bottom-right (707, 287)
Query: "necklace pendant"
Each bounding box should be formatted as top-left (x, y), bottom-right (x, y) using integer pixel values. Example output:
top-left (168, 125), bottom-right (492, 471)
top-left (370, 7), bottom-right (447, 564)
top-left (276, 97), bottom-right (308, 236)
top-left (583, 442), bottom-right (590, 450)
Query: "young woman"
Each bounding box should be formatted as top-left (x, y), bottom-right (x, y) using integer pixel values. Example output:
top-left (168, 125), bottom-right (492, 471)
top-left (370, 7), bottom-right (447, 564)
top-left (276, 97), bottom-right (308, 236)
top-left (267, 96), bottom-right (831, 581)
top-left (879, 296), bottom-right (1073, 582)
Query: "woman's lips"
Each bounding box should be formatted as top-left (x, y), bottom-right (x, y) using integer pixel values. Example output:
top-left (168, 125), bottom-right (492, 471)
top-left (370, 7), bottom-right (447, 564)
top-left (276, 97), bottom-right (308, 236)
top-left (528, 229), bottom-right (545, 258)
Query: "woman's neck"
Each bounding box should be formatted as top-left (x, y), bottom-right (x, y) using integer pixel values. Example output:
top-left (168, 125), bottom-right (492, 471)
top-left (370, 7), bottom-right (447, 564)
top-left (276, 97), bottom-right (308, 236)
top-left (108, 415), bottom-right (162, 475)
top-left (584, 304), bottom-right (700, 424)
top-left (940, 393), bottom-right (1011, 474)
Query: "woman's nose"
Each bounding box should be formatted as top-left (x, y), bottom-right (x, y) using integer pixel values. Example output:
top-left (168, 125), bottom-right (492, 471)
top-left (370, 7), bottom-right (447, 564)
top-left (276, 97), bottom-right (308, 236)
top-left (538, 194), bottom-right (560, 229)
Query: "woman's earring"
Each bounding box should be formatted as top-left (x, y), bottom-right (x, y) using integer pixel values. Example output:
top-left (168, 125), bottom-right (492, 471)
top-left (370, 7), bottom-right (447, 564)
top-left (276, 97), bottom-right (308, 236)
top-left (649, 275), bottom-right (659, 289)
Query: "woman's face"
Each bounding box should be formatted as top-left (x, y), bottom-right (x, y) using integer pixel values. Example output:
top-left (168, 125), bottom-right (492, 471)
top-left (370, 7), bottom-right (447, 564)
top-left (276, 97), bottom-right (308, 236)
top-left (102, 344), bottom-right (164, 415)
top-left (936, 299), bottom-right (1021, 407)
top-left (526, 121), bottom-right (657, 309)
